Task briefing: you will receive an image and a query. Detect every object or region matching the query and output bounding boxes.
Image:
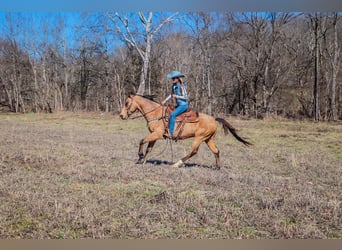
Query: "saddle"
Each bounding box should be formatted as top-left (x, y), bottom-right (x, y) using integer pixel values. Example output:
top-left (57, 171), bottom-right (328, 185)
top-left (165, 105), bottom-right (199, 123)
top-left (164, 105), bottom-right (199, 141)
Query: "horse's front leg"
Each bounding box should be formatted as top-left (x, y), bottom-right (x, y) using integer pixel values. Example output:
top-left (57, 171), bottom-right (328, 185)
top-left (137, 139), bottom-right (145, 164)
top-left (141, 141), bottom-right (156, 164)
top-left (136, 132), bottom-right (162, 164)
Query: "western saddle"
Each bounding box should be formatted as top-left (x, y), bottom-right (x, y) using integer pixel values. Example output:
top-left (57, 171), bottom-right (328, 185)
top-left (164, 104), bottom-right (199, 140)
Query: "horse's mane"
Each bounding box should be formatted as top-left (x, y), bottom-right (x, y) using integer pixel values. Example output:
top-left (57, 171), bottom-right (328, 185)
top-left (135, 94), bottom-right (160, 104)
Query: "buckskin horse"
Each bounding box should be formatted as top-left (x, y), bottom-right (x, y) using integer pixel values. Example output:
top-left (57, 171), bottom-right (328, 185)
top-left (119, 94), bottom-right (252, 169)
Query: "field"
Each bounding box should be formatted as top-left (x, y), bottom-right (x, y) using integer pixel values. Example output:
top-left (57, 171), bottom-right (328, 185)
top-left (0, 112), bottom-right (341, 239)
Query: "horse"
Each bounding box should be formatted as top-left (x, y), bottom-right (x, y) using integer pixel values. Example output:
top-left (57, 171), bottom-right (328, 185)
top-left (119, 94), bottom-right (252, 169)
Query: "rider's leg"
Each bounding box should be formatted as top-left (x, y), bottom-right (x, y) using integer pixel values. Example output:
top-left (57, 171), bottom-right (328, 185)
top-left (169, 105), bottom-right (188, 137)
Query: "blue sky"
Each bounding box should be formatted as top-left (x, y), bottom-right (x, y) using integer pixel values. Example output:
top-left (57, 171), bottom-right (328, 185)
top-left (0, 12), bottom-right (82, 48)
top-left (0, 1), bottom-right (340, 12)
top-left (0, 10), bottom-right (339, 57)
top-left (0, 12), bottom-right (221, 54)
top-left (0, 12), bottom-right (183, 55)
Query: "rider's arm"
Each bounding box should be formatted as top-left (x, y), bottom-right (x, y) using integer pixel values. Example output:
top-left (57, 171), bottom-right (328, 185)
top-left (164, 94), bottom-right (172, 102)
top-left (175, 95), bottom-right (187, 100)
top-left (174, 84), bottom-right (188, 100)
top-left (161, 94), bottom-right (171, 105)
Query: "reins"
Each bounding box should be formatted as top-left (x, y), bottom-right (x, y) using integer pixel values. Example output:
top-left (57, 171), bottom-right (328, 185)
top-left (128, 96), bottom-right (164, 122)
top-left (150, 137), bottom-right (174, 163)
top-left (127, 96), bottom-right (174, 162)
top-left (130, 106), bottom-right (162, 120)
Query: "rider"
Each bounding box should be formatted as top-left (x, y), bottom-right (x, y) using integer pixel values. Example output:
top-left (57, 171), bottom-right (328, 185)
top-left (161, 71), bottom-right (189, 139)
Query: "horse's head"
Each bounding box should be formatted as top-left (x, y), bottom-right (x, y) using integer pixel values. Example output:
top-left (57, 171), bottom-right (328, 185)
top-left (119, 95), bottom-right (139, 120)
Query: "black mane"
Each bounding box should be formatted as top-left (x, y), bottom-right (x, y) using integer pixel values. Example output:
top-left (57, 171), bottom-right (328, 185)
top-left (136, 94), bottom-right (159, 103)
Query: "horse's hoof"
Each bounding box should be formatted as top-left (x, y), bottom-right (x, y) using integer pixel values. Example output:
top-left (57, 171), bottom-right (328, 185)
top-left (136, 159), bottom-right (148, 165)
top-left (171, 160), bottom-right (183, 168)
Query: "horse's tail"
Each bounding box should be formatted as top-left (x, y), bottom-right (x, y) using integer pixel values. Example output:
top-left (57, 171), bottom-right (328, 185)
top-left (215, 118), bottom-right (253, 146)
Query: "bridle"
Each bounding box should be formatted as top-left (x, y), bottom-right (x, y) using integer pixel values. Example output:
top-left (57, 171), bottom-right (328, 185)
top-left (126, 96), bottom-right (165, 123)
top-left (125, 96), bottom-right (135, 116)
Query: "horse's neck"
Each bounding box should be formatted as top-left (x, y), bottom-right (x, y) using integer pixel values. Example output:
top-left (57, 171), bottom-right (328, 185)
top-left (135, 97), bottom-right (162, 117)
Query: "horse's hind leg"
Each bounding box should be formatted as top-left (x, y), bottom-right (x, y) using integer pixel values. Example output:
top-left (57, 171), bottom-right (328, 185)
top-left (205, 137), bottom-right (220, 170)
top-left (172, 137), bottom-right (202, 168)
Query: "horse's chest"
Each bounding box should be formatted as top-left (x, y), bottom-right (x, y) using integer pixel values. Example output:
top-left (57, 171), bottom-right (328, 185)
top-left (147, 121), bottom-right (161, 133)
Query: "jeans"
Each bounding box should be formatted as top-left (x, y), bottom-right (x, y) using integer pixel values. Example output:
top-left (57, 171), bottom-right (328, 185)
top-left (169, 105), bottom-right (188, 137)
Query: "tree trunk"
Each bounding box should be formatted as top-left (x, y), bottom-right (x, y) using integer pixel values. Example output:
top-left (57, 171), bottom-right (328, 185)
top-left (206, 51), bottom-right (212, 116)
top-left (2, 83), bottom-right (13, 112)
top-left (107, 12), bottom-right (178, 96)
top-left (63, 34), bottom-right (69, 110)
top-left (137, 13), bottom-right (153, 95)
top-left (137, 50), bottom-right (148, 95)
top-left (330, 13), bottom-right (339, 121)
top-left (313, 13), bottom-right (320, 121)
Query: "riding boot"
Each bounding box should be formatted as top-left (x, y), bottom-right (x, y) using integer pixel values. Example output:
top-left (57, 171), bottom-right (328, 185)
top-left (172, 133), bottom-right (178, 142)
top-left (163, 128), bottom-right (171, 139)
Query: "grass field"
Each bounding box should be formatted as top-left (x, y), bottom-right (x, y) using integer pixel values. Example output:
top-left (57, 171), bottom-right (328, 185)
top-left (0, 112), bottom-right (341, 239)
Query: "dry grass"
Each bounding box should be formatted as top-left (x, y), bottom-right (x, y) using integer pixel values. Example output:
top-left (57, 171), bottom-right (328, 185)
top-left (0, 112), bottom-right (341, 239)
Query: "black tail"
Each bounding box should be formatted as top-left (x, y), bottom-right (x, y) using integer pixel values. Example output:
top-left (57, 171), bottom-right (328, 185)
top-left (215, 118), bottom-right (253, 146)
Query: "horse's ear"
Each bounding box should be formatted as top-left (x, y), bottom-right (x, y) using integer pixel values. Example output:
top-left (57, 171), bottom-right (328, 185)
top-left (128, 92), bottom-right (135, 98)
top-left (127, 83), bottom-right (137, 96)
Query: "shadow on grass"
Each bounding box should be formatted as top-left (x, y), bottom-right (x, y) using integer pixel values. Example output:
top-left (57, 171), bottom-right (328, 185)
top-left (145, 158), bottom-right (220, 170)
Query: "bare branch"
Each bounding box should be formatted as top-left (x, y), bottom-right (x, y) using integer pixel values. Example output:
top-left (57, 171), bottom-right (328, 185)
top-left (138, 11), bottom-right (148, 27)
top-left (106, 12), bottom-right (145, 60)
top-left (152, 12), bottom-right (179, 36)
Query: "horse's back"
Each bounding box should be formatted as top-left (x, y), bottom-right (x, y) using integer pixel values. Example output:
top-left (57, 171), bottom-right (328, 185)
top-left (170, 112), bottom-right (217, 140)
top-left (194, 112), bottom-right (218, 134)
top-left (198, 112), bottom-right (217, 125)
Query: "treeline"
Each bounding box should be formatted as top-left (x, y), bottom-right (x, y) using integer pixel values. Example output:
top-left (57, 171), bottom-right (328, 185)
top-left (0, 12), bottom-right (341, 120)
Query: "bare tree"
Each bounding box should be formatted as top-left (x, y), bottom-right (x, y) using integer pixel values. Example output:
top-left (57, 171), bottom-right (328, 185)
top-left (184, 13), bottom-right (215, 115)
top-left (106, 12), bottom-right (178, 95)
top-left (261, 13), bottom-right (295, 117)
top-left (0, 13), bottom-right (28, 113)
top-left (309, 13), bottom-right (324, 121)
top-left (327, 13), bottom-right (340, 121)
top-left (0, 12), bottom-right (340, 119)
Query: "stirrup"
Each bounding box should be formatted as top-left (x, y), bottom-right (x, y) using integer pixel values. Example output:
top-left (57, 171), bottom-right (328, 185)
top-left (163, 129), bottom-right (170, 139)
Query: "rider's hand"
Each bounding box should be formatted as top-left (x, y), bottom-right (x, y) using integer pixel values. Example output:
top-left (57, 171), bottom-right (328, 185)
top-left (161, 100), bottom-right (166, 106)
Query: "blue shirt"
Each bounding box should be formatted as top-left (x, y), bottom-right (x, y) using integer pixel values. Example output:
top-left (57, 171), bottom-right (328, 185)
top-left (172, 82), bottom-right (189, 106)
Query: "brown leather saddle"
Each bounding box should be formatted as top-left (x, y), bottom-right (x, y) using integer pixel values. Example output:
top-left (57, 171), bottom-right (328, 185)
top-left (163, 105), bottom-right (199, 140)
top-left (165, 105), bottom-right (199, 123)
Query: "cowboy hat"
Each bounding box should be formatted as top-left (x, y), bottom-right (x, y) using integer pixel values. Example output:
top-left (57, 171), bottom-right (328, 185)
top-left (167, 71), bottom-right (185, 79)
